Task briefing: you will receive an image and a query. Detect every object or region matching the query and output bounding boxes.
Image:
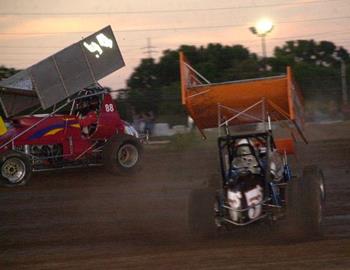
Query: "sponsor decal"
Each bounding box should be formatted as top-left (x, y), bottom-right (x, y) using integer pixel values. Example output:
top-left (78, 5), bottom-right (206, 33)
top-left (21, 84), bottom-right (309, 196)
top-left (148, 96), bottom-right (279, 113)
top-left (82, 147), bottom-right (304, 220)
top-left (29, 121), bottom-right (79, 140)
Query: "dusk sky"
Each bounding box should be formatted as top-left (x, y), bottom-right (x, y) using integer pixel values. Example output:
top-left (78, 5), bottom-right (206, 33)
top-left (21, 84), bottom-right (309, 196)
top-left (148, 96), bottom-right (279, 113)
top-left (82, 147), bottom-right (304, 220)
top-left (1, 0), bottom-right (350, 90)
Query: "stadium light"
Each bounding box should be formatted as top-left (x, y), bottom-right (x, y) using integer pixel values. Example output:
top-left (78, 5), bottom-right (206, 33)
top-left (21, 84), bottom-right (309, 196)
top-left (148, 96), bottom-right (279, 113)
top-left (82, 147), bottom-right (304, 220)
top-left (249, 19), bottom-right (274, 65)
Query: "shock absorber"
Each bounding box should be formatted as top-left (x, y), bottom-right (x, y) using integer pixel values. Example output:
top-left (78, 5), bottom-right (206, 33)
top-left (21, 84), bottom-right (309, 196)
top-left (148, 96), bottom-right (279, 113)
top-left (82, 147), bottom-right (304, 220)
top-left (269, 182), bottom-right (281, 206)
top-left (24, 144), bottom-right (30, 155)
top-left (283, 150), bottom-right (292, 181)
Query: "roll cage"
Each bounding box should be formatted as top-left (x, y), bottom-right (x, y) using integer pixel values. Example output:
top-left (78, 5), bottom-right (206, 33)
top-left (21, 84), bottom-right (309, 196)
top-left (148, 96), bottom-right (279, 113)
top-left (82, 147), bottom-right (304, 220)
top-left (218, 129), bottom-right (280, 195)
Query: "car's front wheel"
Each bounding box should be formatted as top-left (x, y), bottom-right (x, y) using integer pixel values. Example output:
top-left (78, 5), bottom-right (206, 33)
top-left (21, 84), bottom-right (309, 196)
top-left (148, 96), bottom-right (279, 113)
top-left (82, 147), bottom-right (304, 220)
top-left (102, 134), bottom-right (143, 175)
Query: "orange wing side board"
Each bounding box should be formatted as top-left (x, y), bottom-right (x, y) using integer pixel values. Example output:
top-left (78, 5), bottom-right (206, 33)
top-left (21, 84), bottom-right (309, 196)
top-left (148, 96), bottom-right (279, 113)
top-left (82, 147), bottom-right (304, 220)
top-left (179, 51), bottom-right (305, 133)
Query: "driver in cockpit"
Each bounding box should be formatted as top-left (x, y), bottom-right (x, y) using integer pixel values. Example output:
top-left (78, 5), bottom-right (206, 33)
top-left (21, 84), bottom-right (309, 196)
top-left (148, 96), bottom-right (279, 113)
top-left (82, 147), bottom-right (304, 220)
top-left (76, 97), bottom-right (99, 137)
top-left (231, 138), bottom-right (261, 176)
top-left (230, 138), bottom-right (284, 182)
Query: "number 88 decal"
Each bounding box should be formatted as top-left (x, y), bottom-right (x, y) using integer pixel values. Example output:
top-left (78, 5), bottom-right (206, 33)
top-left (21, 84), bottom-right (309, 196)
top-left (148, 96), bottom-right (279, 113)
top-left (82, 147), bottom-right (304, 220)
top-left (105, 104), bottom-right (114, 112)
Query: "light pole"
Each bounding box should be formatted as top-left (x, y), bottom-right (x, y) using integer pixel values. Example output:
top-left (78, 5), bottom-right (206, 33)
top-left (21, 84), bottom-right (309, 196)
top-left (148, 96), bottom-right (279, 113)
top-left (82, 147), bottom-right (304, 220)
top-left (340, 59), bottom-right (348, 105)
top-left (249, 19), bottom-right (274, 70)
top-left (334, 50), bottom-right (348, 106)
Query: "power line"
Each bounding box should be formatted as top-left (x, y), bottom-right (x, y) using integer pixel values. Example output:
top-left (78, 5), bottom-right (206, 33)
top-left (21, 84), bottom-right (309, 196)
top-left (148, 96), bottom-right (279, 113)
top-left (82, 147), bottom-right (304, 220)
top-left (0, 50), bottom-right (143, 57)
top-left (2, 37), bottom-right (350, 59)
top-left (0, 44), bottom-right (144, 49)
top-left (0, 0), bottom-right (342, 16)
top-left (0, 52), bottom-right (53, 55)
top-left (0, 15), bottom-right (349, 36)
top-left (1, 30), bottom-right (350, 52)
top-left (2, 30), bottom-right (350, 62)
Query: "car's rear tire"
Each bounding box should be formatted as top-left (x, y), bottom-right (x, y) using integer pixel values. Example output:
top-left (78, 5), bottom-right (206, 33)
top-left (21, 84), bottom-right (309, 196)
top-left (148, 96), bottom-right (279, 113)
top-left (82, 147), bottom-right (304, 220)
top-left (300, 165), bottom-right (325, 237)
top-left (285, 165), bottom-right (325, 239)
top-left (102, 134), bottom-right (143, 176)
top-left (0, 151), bottom-right (32, 187)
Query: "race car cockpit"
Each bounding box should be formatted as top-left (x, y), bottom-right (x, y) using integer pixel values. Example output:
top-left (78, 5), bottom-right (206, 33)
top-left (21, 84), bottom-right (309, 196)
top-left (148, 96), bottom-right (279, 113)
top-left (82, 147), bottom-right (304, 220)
top-left (74, 89), bottom-right (102, 137)
top-left (231, 138), bottom-right (261, 176)
top-left (227, 135), bottom-right (285, 184)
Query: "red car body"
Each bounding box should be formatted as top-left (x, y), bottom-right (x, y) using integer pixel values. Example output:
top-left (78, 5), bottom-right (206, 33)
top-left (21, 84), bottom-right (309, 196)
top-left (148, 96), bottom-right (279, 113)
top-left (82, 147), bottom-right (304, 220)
top-left (0, 93), bottom-right (124, 159)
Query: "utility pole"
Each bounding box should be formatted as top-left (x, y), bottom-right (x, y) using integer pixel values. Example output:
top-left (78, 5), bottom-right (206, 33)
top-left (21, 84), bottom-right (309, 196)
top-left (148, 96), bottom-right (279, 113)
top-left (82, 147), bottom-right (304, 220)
top-left (142, 38), bottom-right (157, 59)
top-left (340, 59), bottom-right (348, 105)
top-left (261, 35), bottom-right (267, 60)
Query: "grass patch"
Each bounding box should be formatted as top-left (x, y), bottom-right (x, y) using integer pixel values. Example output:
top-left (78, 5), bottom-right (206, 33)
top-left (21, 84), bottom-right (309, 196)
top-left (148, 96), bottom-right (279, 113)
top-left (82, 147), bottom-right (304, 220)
top-left (166, 131), bottom-right (203, 151)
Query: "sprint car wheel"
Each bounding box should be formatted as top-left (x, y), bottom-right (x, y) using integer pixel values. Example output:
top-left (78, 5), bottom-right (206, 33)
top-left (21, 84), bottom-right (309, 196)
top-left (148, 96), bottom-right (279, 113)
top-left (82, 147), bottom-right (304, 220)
top-left (300, 165), bottom-right (325, 237)
top-left (102, 134), bottom-right (143, 176)
top-left (188, 188), bottom-right (218, 237)
top-left (0, 151), bottom-right (32, 187)
top-left (285, 166), bottom-right (325, 239)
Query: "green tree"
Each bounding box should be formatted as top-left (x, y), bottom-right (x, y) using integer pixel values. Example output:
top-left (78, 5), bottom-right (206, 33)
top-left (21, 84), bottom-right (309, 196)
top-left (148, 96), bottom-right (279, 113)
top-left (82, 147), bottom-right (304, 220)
top-left (270, 40), bottom-right (349, 100)
top-left (270, 39), bottom-right (349, 71)
top-left (0, 65), bottom-right (20, 80)
top-left (126, 58), bottom-right (162, 113)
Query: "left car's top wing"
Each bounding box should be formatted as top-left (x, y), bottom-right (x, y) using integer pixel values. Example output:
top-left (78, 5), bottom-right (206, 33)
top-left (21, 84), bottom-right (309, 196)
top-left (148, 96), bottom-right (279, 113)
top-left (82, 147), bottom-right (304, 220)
top-left (0, 25), bottom-right (125, 117)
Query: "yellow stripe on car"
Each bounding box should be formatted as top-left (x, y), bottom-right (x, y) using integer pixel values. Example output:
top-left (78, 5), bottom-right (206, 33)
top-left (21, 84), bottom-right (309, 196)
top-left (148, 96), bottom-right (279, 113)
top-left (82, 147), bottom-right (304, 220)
top-left (0, 116), bottom-right (8, 136)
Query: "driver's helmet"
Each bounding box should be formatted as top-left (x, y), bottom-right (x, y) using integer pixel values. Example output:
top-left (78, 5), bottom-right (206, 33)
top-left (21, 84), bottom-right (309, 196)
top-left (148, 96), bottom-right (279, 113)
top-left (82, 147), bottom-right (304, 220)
top-left (76, 99), bottom-right (90, 116)
top-left (77, 100), bottom-right (88, 109)
top-left (235, 139), bottom-right (252, 156)
top-left (89, 96), bottom-right (100, 111)
top-left (232, 138), bottom-right (260, 174)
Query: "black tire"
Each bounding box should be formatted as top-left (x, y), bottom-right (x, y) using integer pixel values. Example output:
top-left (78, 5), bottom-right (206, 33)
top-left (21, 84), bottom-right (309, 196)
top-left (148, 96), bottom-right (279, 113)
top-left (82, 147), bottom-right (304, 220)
top-left (300, 165), bottom-right (325, 237)
top-left (188, 188), bottom-right (217, 238)
top-left (0, 151), bottom-right (32, 187)
top-left (285, 166), bottom-right (325, 239)
top-left (284, 176), bottom-right (304, 238)
top-left (102, 134), bottom-right (143, 176)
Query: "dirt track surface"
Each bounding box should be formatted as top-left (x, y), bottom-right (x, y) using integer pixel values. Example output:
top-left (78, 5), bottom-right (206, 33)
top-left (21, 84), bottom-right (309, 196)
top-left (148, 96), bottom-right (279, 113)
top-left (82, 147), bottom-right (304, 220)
top-left (1, 124), bottom-right (350, 269)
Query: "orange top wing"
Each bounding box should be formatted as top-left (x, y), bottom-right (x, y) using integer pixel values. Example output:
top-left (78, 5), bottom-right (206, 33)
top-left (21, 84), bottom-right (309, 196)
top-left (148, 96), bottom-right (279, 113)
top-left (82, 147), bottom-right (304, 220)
top-left (179, 52), bottom-right (305, 137)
